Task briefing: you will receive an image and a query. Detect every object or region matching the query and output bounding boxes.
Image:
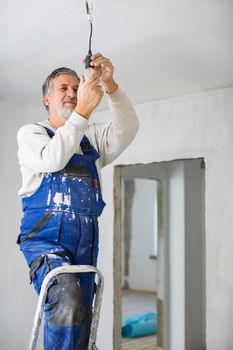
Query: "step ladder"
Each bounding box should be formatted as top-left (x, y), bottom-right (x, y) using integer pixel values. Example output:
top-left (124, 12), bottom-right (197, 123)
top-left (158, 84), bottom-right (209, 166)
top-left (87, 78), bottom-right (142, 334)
top-left (28, 265), bottom-right (104, 350)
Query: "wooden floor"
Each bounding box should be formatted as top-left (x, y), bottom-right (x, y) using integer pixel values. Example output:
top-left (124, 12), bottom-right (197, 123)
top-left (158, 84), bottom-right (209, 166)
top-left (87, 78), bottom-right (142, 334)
top-left (121, 289), bottom-right (157, 350)
top-left (122, 335), bottom-right (157, 350)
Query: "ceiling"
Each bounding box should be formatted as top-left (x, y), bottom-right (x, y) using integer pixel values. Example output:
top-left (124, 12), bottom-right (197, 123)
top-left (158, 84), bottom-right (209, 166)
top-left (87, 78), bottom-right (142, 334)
top-left (1, 0), bottom-right (233, 109)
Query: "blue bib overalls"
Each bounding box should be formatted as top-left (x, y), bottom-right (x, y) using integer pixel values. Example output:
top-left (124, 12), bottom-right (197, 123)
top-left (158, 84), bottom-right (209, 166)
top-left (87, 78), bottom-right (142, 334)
top-left (18, 127), bottom-right (106, 350)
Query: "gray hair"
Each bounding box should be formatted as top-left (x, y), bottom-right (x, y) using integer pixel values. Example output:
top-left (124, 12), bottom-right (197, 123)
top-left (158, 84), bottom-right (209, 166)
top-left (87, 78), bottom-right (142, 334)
top-left (42, 67), bottom-right (79, 111)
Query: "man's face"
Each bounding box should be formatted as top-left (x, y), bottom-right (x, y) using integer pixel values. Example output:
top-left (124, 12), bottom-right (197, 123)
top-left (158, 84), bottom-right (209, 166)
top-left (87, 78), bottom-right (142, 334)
top-left (44, 74), bottom-right (79, 120)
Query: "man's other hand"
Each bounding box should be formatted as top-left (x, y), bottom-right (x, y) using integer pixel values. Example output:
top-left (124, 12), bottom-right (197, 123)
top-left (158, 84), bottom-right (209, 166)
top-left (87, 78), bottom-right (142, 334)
top-left (83, 53), bottom-right (118, 94)
top-left (75, 70), bottom-right (104, 119)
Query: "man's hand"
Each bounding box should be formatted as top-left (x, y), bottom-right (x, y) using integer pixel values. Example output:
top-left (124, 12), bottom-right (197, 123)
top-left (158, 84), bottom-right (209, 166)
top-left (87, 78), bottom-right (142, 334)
top-left (84, 53), bottom-right (118, 94)
top-left (75, 71), bottom-right (104, 120)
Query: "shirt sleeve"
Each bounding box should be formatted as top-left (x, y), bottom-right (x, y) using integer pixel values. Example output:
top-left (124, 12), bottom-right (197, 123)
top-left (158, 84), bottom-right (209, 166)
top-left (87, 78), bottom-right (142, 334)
top-left (89, 88), bottom-right (140, 168)
top-left (17, 112), bottom-right (88, 173)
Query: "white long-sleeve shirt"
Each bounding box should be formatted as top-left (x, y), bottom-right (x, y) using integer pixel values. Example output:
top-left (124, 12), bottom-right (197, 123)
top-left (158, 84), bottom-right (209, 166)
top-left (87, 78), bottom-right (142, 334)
top-left (17, 88), bottom-right (139, 197)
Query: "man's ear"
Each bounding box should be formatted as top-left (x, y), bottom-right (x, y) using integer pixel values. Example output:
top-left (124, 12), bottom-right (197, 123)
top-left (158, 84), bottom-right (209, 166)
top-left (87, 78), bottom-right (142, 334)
top-left (43, 96), bottom-right (50, 107)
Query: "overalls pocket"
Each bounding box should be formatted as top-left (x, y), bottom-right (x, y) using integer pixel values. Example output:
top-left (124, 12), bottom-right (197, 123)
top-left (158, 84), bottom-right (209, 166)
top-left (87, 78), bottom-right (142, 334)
top-left (20, 210), bottom-right (62, 244)
top-left (69, 176), bottom-right (97, 213)
top-left (23, 212), bottom-right (54, 242)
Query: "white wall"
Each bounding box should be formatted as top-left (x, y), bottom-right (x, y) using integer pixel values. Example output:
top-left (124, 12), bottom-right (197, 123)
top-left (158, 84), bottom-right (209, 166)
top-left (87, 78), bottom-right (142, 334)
top-left (128, 178), bottom-right (157, 292)
top-left (0, 98), bottom-right (46, 349)
top-left (1, 85), bottom-right (233, 349)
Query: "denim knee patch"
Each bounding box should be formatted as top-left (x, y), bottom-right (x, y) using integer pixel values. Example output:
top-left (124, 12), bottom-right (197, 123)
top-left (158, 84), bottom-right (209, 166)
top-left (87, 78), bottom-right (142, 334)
top-left (46, 273), bottom-right (86, 327)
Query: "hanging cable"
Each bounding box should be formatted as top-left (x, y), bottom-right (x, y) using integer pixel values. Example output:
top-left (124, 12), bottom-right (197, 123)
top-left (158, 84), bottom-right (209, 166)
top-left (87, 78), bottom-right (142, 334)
top-left (85, 0), bottom-right (93, 69)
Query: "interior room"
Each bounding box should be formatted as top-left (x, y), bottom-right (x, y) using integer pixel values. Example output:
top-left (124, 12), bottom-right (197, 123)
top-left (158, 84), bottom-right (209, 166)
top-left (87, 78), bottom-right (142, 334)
top-left (1, 1), bottom-right (233, 349)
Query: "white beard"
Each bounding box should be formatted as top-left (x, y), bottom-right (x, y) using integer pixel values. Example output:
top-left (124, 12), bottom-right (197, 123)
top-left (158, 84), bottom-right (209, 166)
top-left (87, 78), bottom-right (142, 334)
top-left (59, 107), bottom-right (73, 120)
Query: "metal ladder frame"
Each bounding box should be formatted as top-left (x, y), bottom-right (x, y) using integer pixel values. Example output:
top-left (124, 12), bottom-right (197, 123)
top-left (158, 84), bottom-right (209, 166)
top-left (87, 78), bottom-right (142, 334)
top-left (28, 265), bottom-right (104, 350)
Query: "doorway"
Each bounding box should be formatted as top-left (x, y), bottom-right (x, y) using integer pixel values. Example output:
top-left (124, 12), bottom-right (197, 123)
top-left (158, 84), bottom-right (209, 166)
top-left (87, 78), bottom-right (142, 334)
top-left (113, 159), bottom-right (206, 350)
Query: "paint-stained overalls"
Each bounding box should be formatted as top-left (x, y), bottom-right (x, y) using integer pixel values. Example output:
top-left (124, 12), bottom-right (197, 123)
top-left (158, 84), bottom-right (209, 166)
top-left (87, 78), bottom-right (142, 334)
top-left (18, 127), bottom-right (105, 350)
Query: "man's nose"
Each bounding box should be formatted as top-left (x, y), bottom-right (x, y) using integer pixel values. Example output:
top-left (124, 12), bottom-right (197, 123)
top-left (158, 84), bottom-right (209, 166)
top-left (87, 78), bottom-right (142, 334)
top-left (67, 88), bottom-right (76, 98)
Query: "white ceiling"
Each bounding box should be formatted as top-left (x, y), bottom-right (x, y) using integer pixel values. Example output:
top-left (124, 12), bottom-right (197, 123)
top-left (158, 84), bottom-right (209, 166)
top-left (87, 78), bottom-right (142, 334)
top-left (1, 0), bottom-right (233, 109)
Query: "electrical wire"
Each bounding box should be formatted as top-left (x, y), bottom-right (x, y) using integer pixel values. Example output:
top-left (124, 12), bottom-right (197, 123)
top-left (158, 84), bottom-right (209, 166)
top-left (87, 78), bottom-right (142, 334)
top-left (85, 0), bottom-right (93, 69)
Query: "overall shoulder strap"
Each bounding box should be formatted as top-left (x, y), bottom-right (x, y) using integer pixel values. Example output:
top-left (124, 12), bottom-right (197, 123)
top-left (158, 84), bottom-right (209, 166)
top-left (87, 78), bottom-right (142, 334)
top-left (80, 135), bottom-right (100, 160)
top-left (44, 127), bottom-right (55, 138)
top-left (80, 135), bottom-right (92, 154)
top-left (35, 124), bottom-right (55, 138)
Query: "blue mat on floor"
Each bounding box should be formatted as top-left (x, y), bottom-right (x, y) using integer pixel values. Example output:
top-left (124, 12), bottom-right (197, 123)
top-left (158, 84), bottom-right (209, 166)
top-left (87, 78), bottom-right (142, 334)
top-left (122, 312), bottom-right (157, 338)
